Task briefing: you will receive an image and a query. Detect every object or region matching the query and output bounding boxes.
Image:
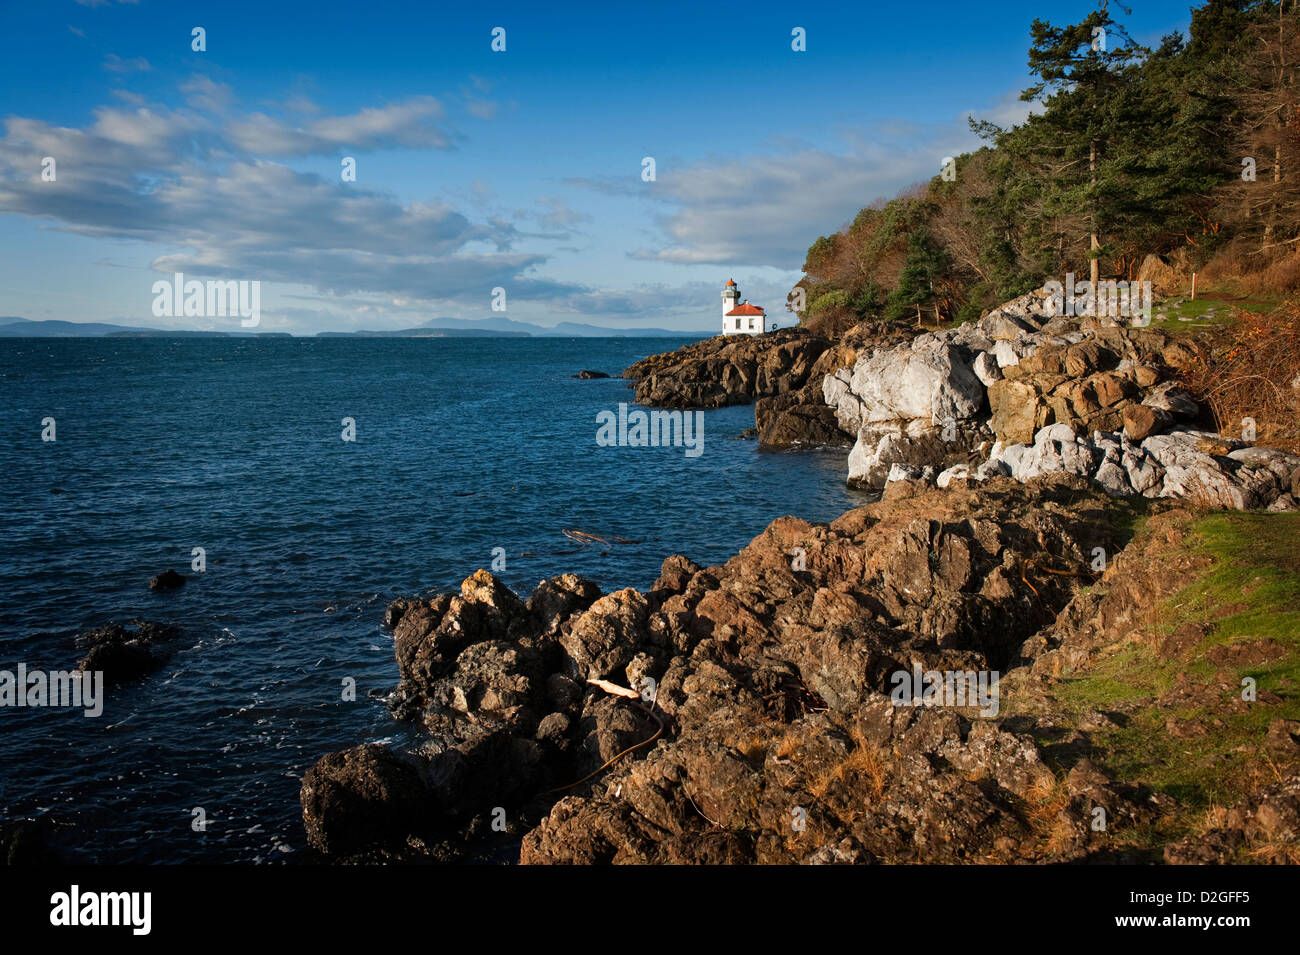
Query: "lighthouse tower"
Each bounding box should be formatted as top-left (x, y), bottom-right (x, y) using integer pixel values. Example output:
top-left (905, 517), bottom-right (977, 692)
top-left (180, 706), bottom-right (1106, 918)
top-left (720, 278), bottom-right (766, 336)
top-left (722, 278), bottom-right (740, 316)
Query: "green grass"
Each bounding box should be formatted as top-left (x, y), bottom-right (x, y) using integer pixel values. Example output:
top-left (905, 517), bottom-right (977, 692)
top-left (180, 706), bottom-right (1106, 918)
top-left (1148, 294), bottom-right (1280, 336)
top-left (1043, 512), bottom-right (1300, 852)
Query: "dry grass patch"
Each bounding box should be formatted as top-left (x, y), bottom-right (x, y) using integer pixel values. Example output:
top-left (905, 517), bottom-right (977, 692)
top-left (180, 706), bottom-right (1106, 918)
top-left (1179, 298), bottom-right (1300, 454)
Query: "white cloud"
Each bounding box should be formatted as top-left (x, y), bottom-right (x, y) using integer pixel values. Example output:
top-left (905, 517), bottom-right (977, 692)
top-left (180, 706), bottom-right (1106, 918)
top-left (0, 90), bottom-right (584, 313)
top-left (465, 99), bottom-right (498, 120)
top-left (180, 76), bottom-right (235, 114)
top-left (623, 141), bottom-right (945, 268)
top-left (282, 94), bottom-right (321, 115)
top-left (591, 95), bottom-right (1028, 269)
top-left (962, 90), bottom-right (1042, 132)
top-left (522, 196), bottom-right (590, 234)
top-left (228, 96), bottom-right (452, 156)
top-left (103, 54), bottom-right (150, 73)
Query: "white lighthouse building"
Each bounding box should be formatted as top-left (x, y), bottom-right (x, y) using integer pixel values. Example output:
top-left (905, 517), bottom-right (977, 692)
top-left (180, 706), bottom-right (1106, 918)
top-left (721, 278), bottom-right (767, 336)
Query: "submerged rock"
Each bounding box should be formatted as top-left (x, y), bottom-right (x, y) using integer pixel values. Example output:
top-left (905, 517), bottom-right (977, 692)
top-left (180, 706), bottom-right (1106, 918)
top-left (0, 817), bottom-right (70, 865)
top-left (76, 620), bottom-right (181, 686)
top-left (148, 569), bottom-right (186, 591)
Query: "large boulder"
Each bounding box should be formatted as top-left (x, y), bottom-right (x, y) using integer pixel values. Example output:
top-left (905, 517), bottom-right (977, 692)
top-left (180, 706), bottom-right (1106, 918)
top-left (988, 378), bottom-right (1053, 445)
top-left (1122, 403), bottom-right (1171, 441)
top-left (300, 744), bottom-right (433, 857)
top-left (527, 574), bottom-right (603, 637)
top-left (1137, 253), bottom-right (1190, 294)
top-left (560, 588), bottom-right (650, 681)
top-left (846, 418), bottom-right (991, 490)
top-left (845, 339), bottom-right (985, 424)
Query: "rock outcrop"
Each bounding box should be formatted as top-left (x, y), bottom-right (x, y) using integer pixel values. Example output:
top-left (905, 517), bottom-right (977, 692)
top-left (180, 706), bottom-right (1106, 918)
top-left (297, 290), bottom-right (1300, 864)
top-left (623, 322), bottom-right (911, 448)
top-left (822, 288), bottom-right (1300, 510)
top-left (76, 620), bottom-right (181, 686)
top-left (300, 476), bottom-right (1191, 864)
top-left (1164, 773), bottom-right (1300, 864)
top-left (977, 424), bottom-right (1300, 510)
top-left (754, 322), bottom-right (912, 447)
top-left (623, 328), bottom-right (833, 410)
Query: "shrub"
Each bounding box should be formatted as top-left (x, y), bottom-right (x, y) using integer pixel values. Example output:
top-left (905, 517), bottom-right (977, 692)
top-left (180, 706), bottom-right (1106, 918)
top-left (1178, 298), bottom-right (1300, 454)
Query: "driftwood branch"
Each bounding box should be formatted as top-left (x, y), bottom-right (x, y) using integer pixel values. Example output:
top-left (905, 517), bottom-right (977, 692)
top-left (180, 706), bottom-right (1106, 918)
top-left (586, 677), bottom-right (640, 699)
top-left (545, 680), bottom-right (666, 794)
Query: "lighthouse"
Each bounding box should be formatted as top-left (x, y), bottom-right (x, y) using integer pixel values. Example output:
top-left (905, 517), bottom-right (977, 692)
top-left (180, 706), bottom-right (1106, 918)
top-left (720, 278), bottom-right (767, 336)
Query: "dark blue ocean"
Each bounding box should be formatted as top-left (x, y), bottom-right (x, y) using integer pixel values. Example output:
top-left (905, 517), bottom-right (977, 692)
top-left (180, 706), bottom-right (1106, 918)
top-left (0, 336), bottom-right (866, 863)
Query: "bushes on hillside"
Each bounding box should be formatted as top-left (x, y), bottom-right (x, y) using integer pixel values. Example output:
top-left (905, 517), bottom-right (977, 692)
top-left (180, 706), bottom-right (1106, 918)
top-left (1179, 297), bottom-right (1300, 453)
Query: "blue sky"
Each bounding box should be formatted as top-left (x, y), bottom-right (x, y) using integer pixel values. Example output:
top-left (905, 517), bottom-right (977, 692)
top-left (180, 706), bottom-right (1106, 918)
top-left (0, 0), bottom-right (1202, 333)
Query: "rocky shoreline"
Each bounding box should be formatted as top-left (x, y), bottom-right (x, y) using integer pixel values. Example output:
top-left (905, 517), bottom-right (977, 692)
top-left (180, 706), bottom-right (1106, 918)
top-left (624, 289), bottom-right (1300, 510)
top-left (299, 303), bottom-right (1300, 864)
top-left (301, 476), bottom-right (1300, 863)
top-left (622, 324), bottom-right (911, 447)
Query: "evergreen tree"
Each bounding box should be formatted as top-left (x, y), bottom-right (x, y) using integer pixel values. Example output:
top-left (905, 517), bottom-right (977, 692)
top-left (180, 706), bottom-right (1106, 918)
top-left (1028, 2), bottom-right (1146, 283)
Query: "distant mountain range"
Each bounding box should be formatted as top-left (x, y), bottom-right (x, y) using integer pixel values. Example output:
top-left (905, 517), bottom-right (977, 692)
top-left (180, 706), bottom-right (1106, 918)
top-left (318, 316), bottom-right (701, 337)
top-left (0, 318), bottom-right (284, 338)
top-left (0, 316), bottom-right (707, 338)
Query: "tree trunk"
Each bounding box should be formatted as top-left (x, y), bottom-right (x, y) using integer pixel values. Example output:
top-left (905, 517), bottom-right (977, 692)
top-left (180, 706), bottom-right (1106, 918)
top-left (1089, 139), bottom-right (1100, 289)
top-left (1266, 2), bottom-right (1287, 245)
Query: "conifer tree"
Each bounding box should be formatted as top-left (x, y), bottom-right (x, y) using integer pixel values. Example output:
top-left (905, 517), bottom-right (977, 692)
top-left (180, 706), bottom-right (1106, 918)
top-left (1015, 1), bottom-right (1147, 286)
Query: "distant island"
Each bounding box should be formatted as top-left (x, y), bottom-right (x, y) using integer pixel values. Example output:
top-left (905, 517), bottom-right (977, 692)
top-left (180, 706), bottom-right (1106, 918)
top-left (0, 316), bottom-right (706, 339)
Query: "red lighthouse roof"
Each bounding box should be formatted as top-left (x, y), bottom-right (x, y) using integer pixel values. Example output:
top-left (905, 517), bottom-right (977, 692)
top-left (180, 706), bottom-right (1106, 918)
top-left (725, 303), bottom-right (765, 316)
top-left (724, 278), bottom-right (737, 287)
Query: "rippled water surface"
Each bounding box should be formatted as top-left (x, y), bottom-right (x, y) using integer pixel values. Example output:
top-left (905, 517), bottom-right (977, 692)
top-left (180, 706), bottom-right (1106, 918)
top-left (0, 336), bottom-right (868, 862)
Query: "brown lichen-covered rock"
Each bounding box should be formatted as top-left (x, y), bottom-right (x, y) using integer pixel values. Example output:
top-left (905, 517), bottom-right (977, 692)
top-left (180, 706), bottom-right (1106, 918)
top-left (1122, 403), bottom-right (1170, 441)
top-left (513, 475), bottom-right (1141, 865)
top-left (1164, 774), bottom-right (1300, 864)
top-left (755, 387), bottom-right (849, 446)
top-left (527, 574), bottom-right (602, 637)
top-left (989, 379), bottom-right (1052, 445)
top-left (395, 572), bottom-right (527, 692)
top-left (560, 588), bottom-right (649, 681)
top-left (622, 328), bottom-right (832, 410)
top-left (300, 744), bottom-right (432, 857)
